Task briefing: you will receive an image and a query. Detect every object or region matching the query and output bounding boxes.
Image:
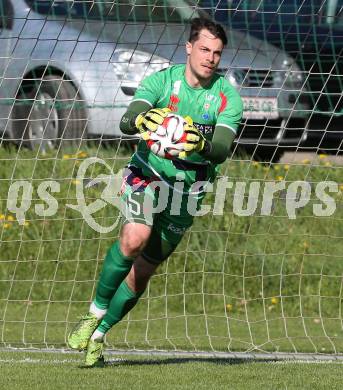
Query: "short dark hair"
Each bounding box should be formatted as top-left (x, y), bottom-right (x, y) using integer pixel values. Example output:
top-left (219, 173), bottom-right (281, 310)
top-left (188, 17), bottom-right (227, 46)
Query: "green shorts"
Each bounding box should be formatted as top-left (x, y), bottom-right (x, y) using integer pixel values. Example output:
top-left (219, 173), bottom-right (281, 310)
top-left (120, 164), bottom-right (205, 246)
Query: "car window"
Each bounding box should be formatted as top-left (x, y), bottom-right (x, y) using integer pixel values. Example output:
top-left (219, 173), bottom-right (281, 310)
top-left (96, 0), bottom-right (185, 23)
top-left (99, 0), bottom-right (205, 23)
top-left (225, 0), bottom-right (332, 29)
top-left (24, 0), bottom-right (100, 19)
top-left (25, 0), bottom-right (207, 22)
top-left (0, 0), bottom-right (14, 30)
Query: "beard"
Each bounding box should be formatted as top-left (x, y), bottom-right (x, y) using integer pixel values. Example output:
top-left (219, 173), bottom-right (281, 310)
top-left (189, 62), bottom-right (216, 84)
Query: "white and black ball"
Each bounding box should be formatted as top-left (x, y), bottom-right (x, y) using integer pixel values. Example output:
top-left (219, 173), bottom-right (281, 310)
top-left (145, 113), bottom-right (187, 159)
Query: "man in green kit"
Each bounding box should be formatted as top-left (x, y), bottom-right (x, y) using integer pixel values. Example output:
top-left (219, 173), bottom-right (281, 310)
top-left (68, 17), bottom-right (243, 367)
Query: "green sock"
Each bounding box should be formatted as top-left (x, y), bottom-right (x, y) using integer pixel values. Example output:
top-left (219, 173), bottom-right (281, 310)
top-left (94, 240), bottom-right (134, 309)
top-left (97, 280), bottom-right (144, 334)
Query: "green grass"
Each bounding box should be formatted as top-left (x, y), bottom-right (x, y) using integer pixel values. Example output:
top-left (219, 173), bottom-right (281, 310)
top-left (0, 351), bottom-right (342, 390)
top-left (0, 146), bottom-right (343, 355)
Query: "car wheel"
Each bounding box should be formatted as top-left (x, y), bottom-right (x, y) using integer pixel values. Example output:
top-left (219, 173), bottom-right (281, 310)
top-left (13, 75), bottom-right (87, 151)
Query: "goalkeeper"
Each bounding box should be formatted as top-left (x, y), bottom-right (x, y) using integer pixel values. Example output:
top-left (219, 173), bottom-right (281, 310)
top-left (68, 17), bottom-right (243, 367)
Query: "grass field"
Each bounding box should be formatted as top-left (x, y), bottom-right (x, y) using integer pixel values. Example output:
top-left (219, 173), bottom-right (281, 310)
top-left (1, 350), bottom-right (342, 389)
top-left (0, 145), bottom-right (343, 359)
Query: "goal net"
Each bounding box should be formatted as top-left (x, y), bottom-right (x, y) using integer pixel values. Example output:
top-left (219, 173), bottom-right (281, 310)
top-left (0, 0), bottom-right (342, 358)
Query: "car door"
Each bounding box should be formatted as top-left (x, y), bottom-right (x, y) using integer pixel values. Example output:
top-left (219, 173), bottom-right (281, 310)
top-left (0, 0), bottom-right (15, 133)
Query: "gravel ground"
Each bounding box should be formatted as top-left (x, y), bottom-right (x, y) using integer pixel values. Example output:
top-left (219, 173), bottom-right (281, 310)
top-left (280, 152), bottom-right (343, 166)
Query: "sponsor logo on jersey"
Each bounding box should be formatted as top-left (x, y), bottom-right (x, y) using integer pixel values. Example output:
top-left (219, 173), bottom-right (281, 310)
top-left (193, 122), bottom-right (215, 135)
top-left (137, 84), bottom-right (147, 92)
top-left (205, 93), bottom-right (218, 102)
top-left (167, 223), bottom-right (187, 235)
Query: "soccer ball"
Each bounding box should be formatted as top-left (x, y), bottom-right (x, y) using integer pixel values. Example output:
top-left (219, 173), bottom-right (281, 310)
top-left (145, 113), bottom-right (187, 159)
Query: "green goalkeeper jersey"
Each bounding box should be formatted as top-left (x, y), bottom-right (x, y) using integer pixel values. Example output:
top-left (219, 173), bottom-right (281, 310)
top-left (131, 64), bottom-right (243, 189)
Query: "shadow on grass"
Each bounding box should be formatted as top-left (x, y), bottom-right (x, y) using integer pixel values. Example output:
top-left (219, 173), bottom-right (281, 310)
top-left (104, 357), bottom-right (278, 367)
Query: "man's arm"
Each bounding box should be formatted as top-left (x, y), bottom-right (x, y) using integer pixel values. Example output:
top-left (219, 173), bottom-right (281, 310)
top-left (119, 100), bottom-right (152, 135)
top-left (199, 125), bottom-right (236, 164)
top-left (120, 69), bottom-right (167, 135)
top-left (200, 83), bottom-right (243, 164)
top-left (181, 83), bottom-right (243, 163)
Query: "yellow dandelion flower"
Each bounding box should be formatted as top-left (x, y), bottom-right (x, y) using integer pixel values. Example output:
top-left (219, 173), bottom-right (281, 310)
top-left (303, 241), bottom-right (309, 249)
top-left (0, 214), bottom-right (5, 220)
top-left (271, 297), bottom-right (279, 305)
top-left (7, 215), bottom-right (14, 221)
top-left (284, 164), bottom-right (290, 170)
top-left (273, 165), bottom-right (280, 171)
top-left (276, 176), bottom-right (284, 181)
top-left (252, 161), bottom-right (259, 167)
top-left (301, 159), bottom-right (310, 164)
top-left (226, 304), bottom-right (233, 311)
top-left (324, 161), bottom-right (331, 167)
top-left (340, 185), bottom-right (343, 192)
top-left (72, 179), bottom-right (81, 185)
top-left (3, 223), bottom-right (10, 228)
top-left (23, 221), bottom-right (29, 227)
top-left (318, 154), bottom-right (327, 159)
top-left (63, 154), bottom-right (71, 160)
top-left (77, 151), bottom-right (88, 158)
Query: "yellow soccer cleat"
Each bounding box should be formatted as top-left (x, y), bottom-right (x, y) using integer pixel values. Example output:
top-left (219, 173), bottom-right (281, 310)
top-left (67, 313), bottom-right (100, 351)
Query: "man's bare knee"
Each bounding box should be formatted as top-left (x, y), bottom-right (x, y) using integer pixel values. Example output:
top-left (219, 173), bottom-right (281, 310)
top-left (120, 223), bottom-right (151, 257)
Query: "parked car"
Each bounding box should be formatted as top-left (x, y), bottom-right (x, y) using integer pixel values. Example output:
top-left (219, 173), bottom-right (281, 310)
top-left (0, 0), bottom-right (310, 160)
top-left (201, 0), bottom-right (343, 152)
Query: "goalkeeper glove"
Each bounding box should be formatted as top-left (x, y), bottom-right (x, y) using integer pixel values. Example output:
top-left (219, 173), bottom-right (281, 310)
top-left (179, 116), bottom-right (206, 159)
top-left (135, 107), bottom-right (171, 140)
